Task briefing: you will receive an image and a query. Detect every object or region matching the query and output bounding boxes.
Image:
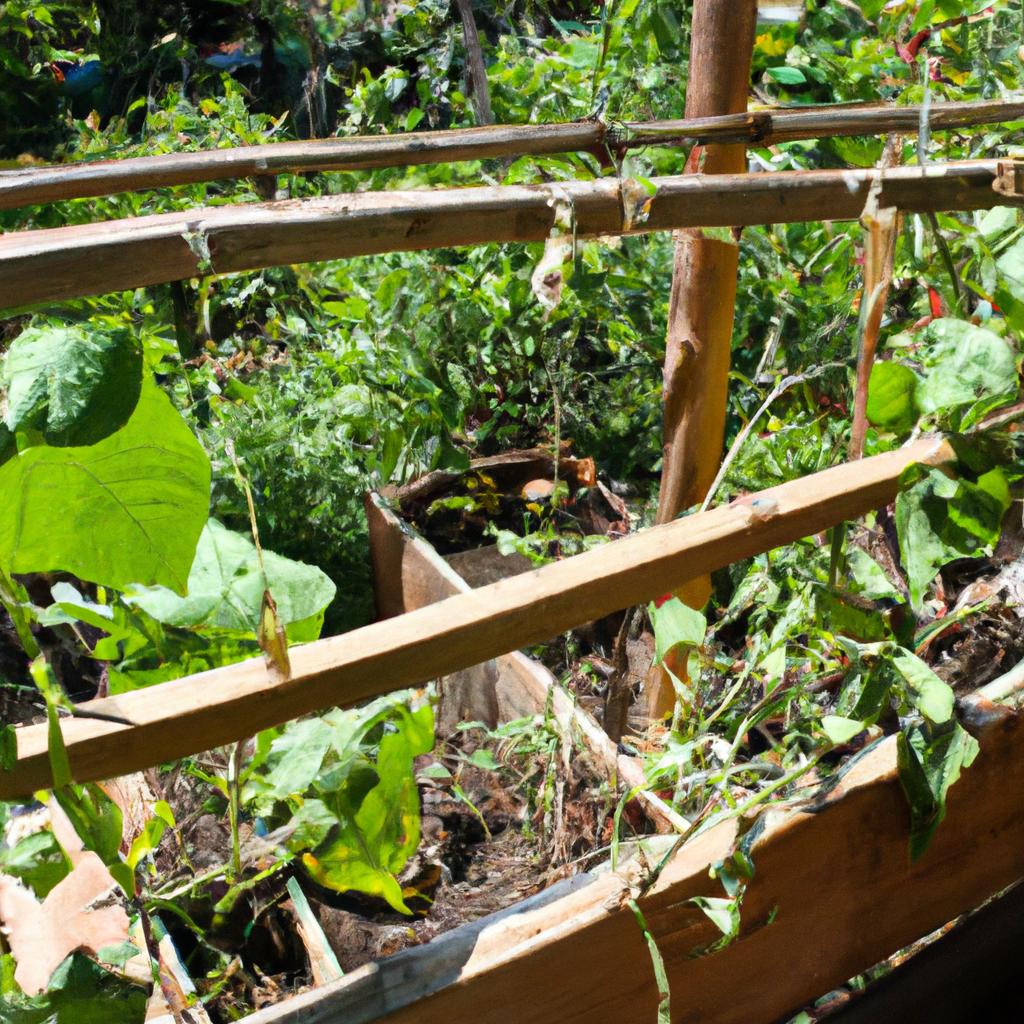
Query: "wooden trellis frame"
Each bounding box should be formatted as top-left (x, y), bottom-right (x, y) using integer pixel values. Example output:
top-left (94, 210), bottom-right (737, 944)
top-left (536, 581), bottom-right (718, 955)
top-left (0, 436), bottom-right (954, 799)
top-left (1, 99), bottom-right (1020, 210)
top-left (2, 81), bottom-right (1023, 1022)
top-left (1, 159), bottom-right (1022, 309)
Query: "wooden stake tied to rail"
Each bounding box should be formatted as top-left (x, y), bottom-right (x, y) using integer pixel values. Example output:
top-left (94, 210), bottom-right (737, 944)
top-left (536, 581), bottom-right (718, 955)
top-left (0, 437), bottom-right (952, 798)
top-left (648, 0), bottom-right (758, 721)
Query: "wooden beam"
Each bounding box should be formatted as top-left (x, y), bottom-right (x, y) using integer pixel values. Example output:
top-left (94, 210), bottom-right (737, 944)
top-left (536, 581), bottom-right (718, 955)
top-left (243, 702), bottom-right (1024, 1024)
top-left (2, 100), bottom-right (1019, 211)
top-left (1, 161), bottom-right (1018, 309)
top-left (0, 437), bottom-right (952, 799)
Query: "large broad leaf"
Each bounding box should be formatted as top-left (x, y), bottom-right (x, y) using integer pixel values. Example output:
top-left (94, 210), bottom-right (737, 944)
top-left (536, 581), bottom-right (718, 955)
top-left (917, 319), bottom-right (1017, 421)
top-left (895, 465), bottom-right (1011, 610)
top-left (126, 519), bottom-right (336, 642)
top-left (2, 325), bottom-right (143, 447)
top-left (302, 701), bottom-right (434, 914)
top-left (0, 382), bottom-right (210, 594)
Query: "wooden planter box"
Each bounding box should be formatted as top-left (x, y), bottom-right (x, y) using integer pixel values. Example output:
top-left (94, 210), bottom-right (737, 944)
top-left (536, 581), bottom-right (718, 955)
top-left (243, 495), bottom-right (1024, 1024)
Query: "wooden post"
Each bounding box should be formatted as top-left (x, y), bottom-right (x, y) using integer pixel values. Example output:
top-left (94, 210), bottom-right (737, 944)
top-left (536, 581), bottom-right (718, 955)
top-left (648, 0), bottom-right (758, 720)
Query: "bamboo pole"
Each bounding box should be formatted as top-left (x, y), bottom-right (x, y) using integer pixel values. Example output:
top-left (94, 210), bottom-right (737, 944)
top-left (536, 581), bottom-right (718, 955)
top-left (1, 99), bottom-right (1020, 210)
top-left (0, 160), bottom-right (1018, 310)
top-left (0, 437), bottom-right (952, 799)
top-left (647, 0), bottom-right (758, 721)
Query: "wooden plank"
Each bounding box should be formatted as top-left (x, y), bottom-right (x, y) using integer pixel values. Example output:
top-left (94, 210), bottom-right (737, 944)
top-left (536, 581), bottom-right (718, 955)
top-left (241, 703), bottom-right (1024, 1024)
top-left (0, 437), bottom-right (952, 799)
top-left (365, 494), bottom-right (685, 833)
top-left (817, 881), bottom-right (1024, 1023)
top-left (2, 100), bottom-right (1020, 210)
top-left (1, 161), bottom-right (1019, 309)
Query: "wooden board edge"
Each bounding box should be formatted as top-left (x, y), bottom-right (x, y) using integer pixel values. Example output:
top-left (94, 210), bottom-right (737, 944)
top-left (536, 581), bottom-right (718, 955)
top-left (243, 710), bottom-right (1024, 1024)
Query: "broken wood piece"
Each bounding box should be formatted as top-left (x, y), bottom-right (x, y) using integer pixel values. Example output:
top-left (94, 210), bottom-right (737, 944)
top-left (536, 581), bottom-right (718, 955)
top-left (2, 161), bottom-right (1021, 309)
top-left (286, 877), bottom-right (344, 986)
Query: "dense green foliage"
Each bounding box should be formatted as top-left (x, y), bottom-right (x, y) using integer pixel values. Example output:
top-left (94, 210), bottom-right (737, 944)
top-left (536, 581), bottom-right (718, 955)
top-left (2, 0), bottom-right (1024, 1018)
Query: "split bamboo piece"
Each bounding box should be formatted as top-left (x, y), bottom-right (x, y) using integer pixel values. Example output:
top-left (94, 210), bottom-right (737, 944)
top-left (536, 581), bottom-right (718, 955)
top-left (0, 437), bottom-right (952, 799)
top-left (2, 99), bottom-right (1020, 210)
top-left (649, 0), bottom-right (758, 721)
top-left (1, 160), bottom-right (1021, 309)
top-left (243, 704), bottom-right (1024, 1024)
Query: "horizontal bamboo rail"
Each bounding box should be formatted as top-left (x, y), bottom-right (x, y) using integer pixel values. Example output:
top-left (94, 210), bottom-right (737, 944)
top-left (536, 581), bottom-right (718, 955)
top-left (2, 99), bottom-right (1021, 210)
top-left (2, 160), bottom-right (1021, 309)
top-left (0, 437), bottom-right (953, 799)
top-left (246, 706), bottom-right (1024, 1024)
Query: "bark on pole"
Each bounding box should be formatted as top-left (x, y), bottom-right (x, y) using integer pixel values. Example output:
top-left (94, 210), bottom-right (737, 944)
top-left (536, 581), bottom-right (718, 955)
top-left (649, 0), bottom-right (758, 721)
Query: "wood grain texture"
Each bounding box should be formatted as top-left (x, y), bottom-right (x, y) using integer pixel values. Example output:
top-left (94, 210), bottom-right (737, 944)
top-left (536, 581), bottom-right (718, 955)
top-left (0, 438), bottom-right (953, 798)
top-left (2, 100), bottom-right (1020, 210)
top-left (244, 707), bottom-right (1024, 1024)
top-left (1, 161), bottom-right (1018, 309)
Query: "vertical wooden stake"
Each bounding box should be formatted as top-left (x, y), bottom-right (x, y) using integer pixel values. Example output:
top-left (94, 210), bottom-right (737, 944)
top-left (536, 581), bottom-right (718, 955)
top-left (455, 0), bottom-right (493, 126)
top-left (648, 0), bottom-right (758, 721)
top-left (849, 202), bottom-right (898, 461)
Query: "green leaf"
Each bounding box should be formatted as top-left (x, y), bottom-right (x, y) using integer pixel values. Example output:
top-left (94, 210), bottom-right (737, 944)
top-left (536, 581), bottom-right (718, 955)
top-left (266, 717), bottom-right (334, 798)
top-left (0, 722), bottom-right (15, 771)
top-left (812, 586), bottom-right (888, 642)
top-left (821, 715), bottom-right (865, 745)
top-left (126, 519), bottom-right (335, 642)
top-left (0, 831), bottom-right (71, 898)
top-left (95, 943), bottom-right (139, 969)
top-left (303, 702), bottom-right (434, 914)
top-left (896, 466), bottom-right (1011, 609)
top-left (46, 701), bottom-right (72, 791)
top-left (847, 549), bottom-right (901, 602)
top-left (995, 235), bottom-right (1024, 292)
top-left (0, 952), bottom-right (148, 1024)
top-left (465, 748), bottom-right (500, 770)
top-left (897, 721), bottom-right (979, 861)
top-left (889, 650), bottom-right (954, 723)
top-left (690, 895), bottom-right (741, 940)
top-left (649, 597), bottom-right (706, 665)
top-left (765, 66), bottom-right (806, 85)
top-left (125, 815), bottom-right (168, 871)
top-left (866, 361), bottom-right (918, 431)
top-left (53, 784), bottom-right (124, 867)
top-left (2, 324), bottom-right (143, 447)
top-left (0, 382), bottom-right (210, 594)
top-left (917, 320), bottom-right (1018, 422)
